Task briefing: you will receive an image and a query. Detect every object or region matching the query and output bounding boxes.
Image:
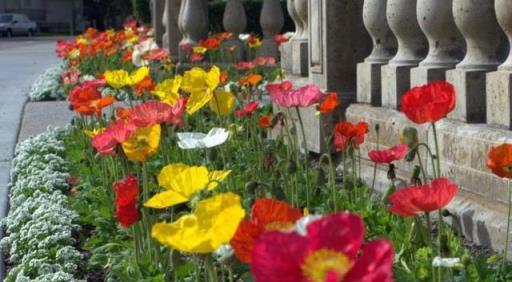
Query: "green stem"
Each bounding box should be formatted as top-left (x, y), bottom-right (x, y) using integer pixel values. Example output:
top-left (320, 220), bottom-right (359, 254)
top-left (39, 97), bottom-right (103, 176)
top-left (425, 213), bottom-right (437, 282)
top-left (431, 123), bottom-right (442, 178)
top-left (295, 107), bottom-right (310, 209)
top-left (416, 151), bottom-right (428, 184)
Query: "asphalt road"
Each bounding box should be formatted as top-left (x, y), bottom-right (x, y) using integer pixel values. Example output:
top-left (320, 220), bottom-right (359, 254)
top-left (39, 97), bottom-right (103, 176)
top-left (0, 36), bottom-right (62, 279)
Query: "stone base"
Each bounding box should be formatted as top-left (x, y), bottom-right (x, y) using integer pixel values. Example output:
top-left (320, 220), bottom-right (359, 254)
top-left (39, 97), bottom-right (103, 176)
top-left (447, 69), bottom-right (488, 123)
top-left (18, 101), bottom-right (75, 142)
top-left (486, 71), bottom-right (512, 129)
top-left (347, 103), bottom-right (512, 259)
top-left (381, 64), bottom-right (415, 109)
top-left (357, 62), bottom-right (385, 106)
top-left (410, 66), bottom-right (449, 88)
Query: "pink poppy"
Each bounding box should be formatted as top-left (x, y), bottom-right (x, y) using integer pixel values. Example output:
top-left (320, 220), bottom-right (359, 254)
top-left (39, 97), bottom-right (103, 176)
top-left (251, 212), bottom-right (394, 282)
top-left (143, 48), bottom-right (169, 61)
top-left (168, 96), bottom-right (188, 126)
top-left (252, 57), bottom-right (276, 67)
top-left (91, 119), bottom-right (136, 155)
top-left (130, 101), bottom-right (172, 127)
top-left (368, 144), bottom-right (409, 164)
top-left (61, 69), bottom-right (80, 85)
top-left (267, 82), bottom-right (323, 108)
top-left (235, 61), bottom-right (256, 70)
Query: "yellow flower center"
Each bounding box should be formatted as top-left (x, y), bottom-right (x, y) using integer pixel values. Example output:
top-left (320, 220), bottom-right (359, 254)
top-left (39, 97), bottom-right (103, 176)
top-left (301, 249), bottom-right (353, 282)
top-left (264, 221), bottom-right (294, 232)
top-left (134, 136), bottom-right (150, 150)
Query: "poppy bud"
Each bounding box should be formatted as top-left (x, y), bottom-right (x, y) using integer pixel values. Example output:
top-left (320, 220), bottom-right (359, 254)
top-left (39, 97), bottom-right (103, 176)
top-left (410, 165), bottom-right (422, 185)
top-left (245, 181), bottom-right (259, 194)
top-left (287, 161), bottom-right (297, 174)
top-left (400, 127), bottom-right (419, 148)
top-left (387, 164), bottom-right (396, 180)
top-left (442, 209), bottom-right (451, 217)
top-left (405, 147), bottom-right (418, 162)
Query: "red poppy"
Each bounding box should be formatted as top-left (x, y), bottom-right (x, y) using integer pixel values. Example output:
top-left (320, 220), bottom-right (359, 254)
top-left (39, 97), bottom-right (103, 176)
top-left (487, 144), bottom-right (512, 178)
top-left (135, 76), bottom-right (155, 97)
top-left (200, 37), bottom-right (221, 50)
top-left (252, 57), bottom-right (276, 67)
top-left (122, 49), bottom-right (133, 62)
top-left (91, 119), bottom-right (136, 155)
top-left (190, 52), bottom-right (205, 63)
top-left (389, 178), bottom-right (458, 217)
top-left (259, 115), bottom-right (272, 129)
top-left (56, 40), bottom-right (76, 58)
top-left (333, 121), bottom-right (369, 152)
top-left (318, 92), bottom-right (340, 114)
top-left (251, 212), bottom-right (394, 282)
top-left (168, 96), bottom-right (188, 127)
top-left (274, 34), bottom-right (289, 47)
top-left (235, 61), bottom-right (255, 70)
top-left (69, 84), bottom-right (115, 116)
top-left (143, 48), bottom-right (169, 61)
top-left (235, 101), bottom-right (260, 118)
top-left (230, 198), bottom-right (303, 264)
top-left (368, 144), bottom-right (409, 164)
top-left (130, 101), bottom-right (172, 127)
top-left (401, 81), bottom-right (456, 124)
top-left (113, 174), bottom-right (140, 228)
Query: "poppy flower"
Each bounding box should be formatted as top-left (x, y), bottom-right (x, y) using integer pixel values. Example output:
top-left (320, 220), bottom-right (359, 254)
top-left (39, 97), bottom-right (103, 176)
top-left (235, 101), bottom-right (260, 118)
top-left (69, 84), bottom-right (115, 116)
top-left (134, 76), bottom-right (154, 96)
top-left (252, 57), bottom-right (276, 67)
top-left (267, 83), bottom-right (323, 108)
top-left (130, 100), bottom-right (172, 127)
top-left (318, 92), bottom-right (340, 114)
top-left (144, 163), bottom-right (231, 209)
top-left (177, 128), bottom-right (230, 150)
top-left (259, 115), bottom-right (272, 129)
top-left (143, 48), bottom-right (169, 61)
top-left (389, 178), bottom-right (458, 217)
top-left (181, 66), bottom-right (220, 114)
top-left (235, 61), bottom-right (255, 70)
top-left (200, 37), bottom-right (221, 50)
top-left (251, 212), bottom-right (394, 282)
top-left (239, 74), bottom-right (262, 86)
top-left (401, 81), bottom-right (456, 124)
top-left (333, 121), bottom-right (369, 152)
top-left (274, 34), bottom-right (289, 47)
top-left (152, 76), bottom-right (182, 106)
top-left (368, 144), bottom-right (409, 164)
top-left (168, 96), bottom-right (188, 127)
top-left (61, 69), bottom-right (80, 85)
top-left (487, 144), bottom-right (512, 178)
top-left (121, 124), bottom-right (161, 162)
top-left (113, 174), bottom-right (140, 228)
top-left (104, 66), bottom-right (150, 89)
top-left (247, 35), bottom-right (262, 48)
top-left (91, 119), bottom-right (137, 155)
top-left (210, 91), bottom-right (236, 116)
top-left (151, 193), bottom-right (245, 253)
top-left (220, 71), bottom-right (229, 85)
top-left (230, 198), bottom-right (303, 264)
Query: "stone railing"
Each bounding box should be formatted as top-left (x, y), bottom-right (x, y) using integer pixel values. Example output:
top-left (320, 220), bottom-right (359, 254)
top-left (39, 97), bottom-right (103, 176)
top-left (151, 0), bottom-right (512, 258)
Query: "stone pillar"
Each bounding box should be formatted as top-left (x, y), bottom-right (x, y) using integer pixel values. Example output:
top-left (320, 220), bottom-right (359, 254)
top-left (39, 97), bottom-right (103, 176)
top-left (281, 0), bottom-right (309, 76)
top-left (162, 0), bottom-right (181, 58)
top-left (280, 0), bottom-right (300, 74)
top-left (410, 0), bottom-right (463, 87)
top-left (178, 0), bottom-right (209, 62)
top-left (151, 0), bottom-right (165, 46)
top-left (381, 0), bottom-right (427, 109)
top-left (222, 0), bottom-right (247, 62)
top-left (258, 0), bottom-right (284, 60)
top-left (356, 0), bottom-right (397, 106)
top-left (447, 0), bottom-right (502, 123)
top-left (487, 0), bottom-right (512, 128)
top-left (305, 0), bottom-right (371, 152)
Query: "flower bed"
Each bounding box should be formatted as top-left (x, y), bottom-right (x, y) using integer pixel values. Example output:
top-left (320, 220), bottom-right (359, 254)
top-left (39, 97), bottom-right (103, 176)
top-left (6, 20), bottom-right (512, 281)
top-left (1, 128), bottom-right (82, 282)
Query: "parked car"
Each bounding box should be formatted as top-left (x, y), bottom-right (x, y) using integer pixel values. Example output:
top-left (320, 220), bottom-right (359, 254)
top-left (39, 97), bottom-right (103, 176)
top-left (0, 13), bottom-right (37, 37)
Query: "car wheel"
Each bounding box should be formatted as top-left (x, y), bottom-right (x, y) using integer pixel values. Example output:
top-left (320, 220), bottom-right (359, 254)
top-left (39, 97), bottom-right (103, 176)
top-left (27, 29), bottom-right (33, 37)
top-left (6, 29), bottom-right (12, 38)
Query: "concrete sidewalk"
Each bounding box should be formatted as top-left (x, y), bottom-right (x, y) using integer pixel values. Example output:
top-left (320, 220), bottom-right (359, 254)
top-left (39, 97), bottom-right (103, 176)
top-left (0, 39), bottom-right (60, 279)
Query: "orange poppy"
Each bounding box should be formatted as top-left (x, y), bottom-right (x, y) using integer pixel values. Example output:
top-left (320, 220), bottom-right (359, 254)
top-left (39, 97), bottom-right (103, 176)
top-left (230, 198), bottom-right (303, 264)
top-left (239, 74), bottom-right (262, 86)
top-left (318, 92), bottom-right (340, 113)
top-left (220, 71), bottom-right (229, 85)
top-left (488, 144), bottom-right (512, 178)
top-left (259, 115), bottom-right (272, 129)
top-left (333, 121), bottom-right (369, 152)
top-left (199, 37), bottom-right (221, 50)
top-left (135, 76), bottom-right (154, 97)
top-left (69, 84), bottom-right (115, 116)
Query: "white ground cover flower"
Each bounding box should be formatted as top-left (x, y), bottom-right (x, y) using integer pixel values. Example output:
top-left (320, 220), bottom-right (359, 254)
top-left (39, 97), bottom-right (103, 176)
top-left (0, 128), bottom-right (84, 281)
top-left (177, 127), bottom-right (230, 149)
top-left (28, 63), bottom-right (67, 101)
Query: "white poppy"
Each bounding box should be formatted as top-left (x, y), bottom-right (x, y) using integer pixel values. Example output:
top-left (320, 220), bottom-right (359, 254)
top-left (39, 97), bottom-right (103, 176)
top-left (132, 39), bottom-right (159, 67)
top-left (177, 128), bottom-right (229, 149)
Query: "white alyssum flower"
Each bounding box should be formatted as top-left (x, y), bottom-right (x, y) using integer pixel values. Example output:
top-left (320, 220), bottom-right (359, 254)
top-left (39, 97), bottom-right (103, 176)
top-left (177, 128), bottom-right (230, 150)
top-left (0, 128), bottom-right (83, 281)
top-left (432, 257), bottom-right (462, 268)
top-left (28, 63), bottom-right (67, 101)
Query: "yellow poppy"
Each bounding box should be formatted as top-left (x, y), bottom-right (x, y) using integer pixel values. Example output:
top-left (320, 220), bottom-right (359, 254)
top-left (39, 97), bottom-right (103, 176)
top-left (83, 127), bottom-right (105, 138)
top-left (152, 76), bottom-right (183, 105)
top-left (104, 66), bottom-right (150, 89)
top-left (121, 124), bottom-right (161, 162)
top-left (192, 46), bottom-right (208, 55)
top-left (144, 163), bottom-right (231, 209)
top-left (181, 66), bottom-right (220, 114)
top-left (209, 90), bottom-right (235, 116)
top-left (186, 90), bottom-right (213, 115)
top-left (151, 193), bottom-right (245, 253)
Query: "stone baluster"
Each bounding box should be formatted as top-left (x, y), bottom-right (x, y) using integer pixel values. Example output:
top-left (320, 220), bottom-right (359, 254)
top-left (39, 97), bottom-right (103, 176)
top-left (357, 0), bottom-right (397, 106)
top-left (410, 0), bottom-right (463, 87)
top-left (292, 0), bottom-right (309, 75)
top-left (151, 0), bottom-right (165, 46)
top-left (381, 0), bottom-right (427, 109)
top-left (281, 0), bottom-right (300, 74)
top-left (257, 0), bottom-right (284, 59)
top-left (287, 0), bottom-right (302, 41)
top-left (162, 0), bottom-right (182, 59)
top-left (222, 0), bottom-right (247, 62)
top-left (447, 0), bottom-right (502, 123)
top-left (178, 0), bottom-right (209, 62)
top-left (487, 0), bottom-right (512, 128)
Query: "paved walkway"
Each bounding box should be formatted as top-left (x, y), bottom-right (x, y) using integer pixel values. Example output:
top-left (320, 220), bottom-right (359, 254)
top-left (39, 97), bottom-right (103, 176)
top-left (0, 37), bottom-right (62, 278)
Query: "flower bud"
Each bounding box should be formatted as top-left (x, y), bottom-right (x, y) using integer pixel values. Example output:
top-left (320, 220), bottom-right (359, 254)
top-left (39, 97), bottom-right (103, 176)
top-left (400, 127), bottom-right (419, 148)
